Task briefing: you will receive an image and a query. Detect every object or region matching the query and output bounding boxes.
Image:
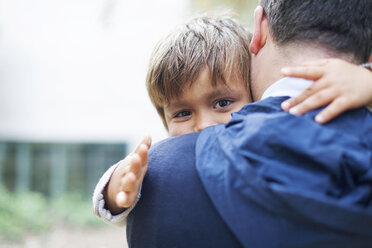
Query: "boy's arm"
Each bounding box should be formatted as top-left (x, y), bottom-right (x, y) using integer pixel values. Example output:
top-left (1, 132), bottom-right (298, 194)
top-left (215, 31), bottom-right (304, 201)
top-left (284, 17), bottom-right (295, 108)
top-left (92, 136), bottom-right (151, 226)
top-left (92, 162), bottom-right (140, 226)
top-left (281, 59), bottom-right (372, 123)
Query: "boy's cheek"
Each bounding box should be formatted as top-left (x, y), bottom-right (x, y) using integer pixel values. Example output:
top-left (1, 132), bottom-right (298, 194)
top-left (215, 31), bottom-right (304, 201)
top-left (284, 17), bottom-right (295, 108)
top-left (168, 123), bottom-right (190, 137)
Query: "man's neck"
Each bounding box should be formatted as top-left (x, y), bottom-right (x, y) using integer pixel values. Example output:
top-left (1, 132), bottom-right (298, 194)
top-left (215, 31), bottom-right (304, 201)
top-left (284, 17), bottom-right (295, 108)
top-left (250, 39), bottom-right (354, 101)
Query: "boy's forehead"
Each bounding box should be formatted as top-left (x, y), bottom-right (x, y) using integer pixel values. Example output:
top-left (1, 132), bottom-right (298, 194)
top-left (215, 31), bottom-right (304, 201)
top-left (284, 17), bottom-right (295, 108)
top-left (188, 66), bottom-right (246, 88)
top-left (161, 65), bottom-right (248, 108)
top-left (168, 75), bottom-right (247, 105)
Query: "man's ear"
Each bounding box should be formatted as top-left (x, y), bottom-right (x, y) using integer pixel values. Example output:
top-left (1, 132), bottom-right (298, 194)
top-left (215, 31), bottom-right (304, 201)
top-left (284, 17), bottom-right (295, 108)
top-left (368, 53), bottom-right (372, 63)
top-left (250, 6), bottom-right (269, 55)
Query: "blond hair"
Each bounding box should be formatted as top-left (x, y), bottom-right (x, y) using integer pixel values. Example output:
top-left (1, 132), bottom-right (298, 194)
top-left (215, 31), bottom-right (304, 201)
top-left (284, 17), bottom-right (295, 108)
top-left (146, 14), bottom-right (252, 129)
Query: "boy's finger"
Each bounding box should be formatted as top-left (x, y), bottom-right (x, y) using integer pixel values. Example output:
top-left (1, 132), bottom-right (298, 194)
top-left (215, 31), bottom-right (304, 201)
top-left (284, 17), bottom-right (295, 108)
top-left (281, 66), bottom-right (324, 80)
top-left (128, 154), bottom-right (141, 174)
top-left (116, 191), bottom-right (129, 207)
top-left (125, 193), bottom-right (138, 207)
top-left (117, 156), bottom-right (133, 177)
top-left (282, 78), bottom-right (331, 111)
top-left (288, 89), bottom-right (336, 116)
top-left (137, 144), bottom-right (148, 159)
top-left (129, 147), bottom-right (148, 178)
top-left (142, 136), bottom-right (152, 149)
top-left (120, 172), bottom-right (137, 192)
top-left (137, 144), bottom-right (149, 166)
top-left (134, 136), bottom-right (152, 154)
top-left (281, 98), bottom-right (297, 111)
top-left (282, 83), bottom-right (321, 111)
top-left (315, 97), bottom-right (353, 124)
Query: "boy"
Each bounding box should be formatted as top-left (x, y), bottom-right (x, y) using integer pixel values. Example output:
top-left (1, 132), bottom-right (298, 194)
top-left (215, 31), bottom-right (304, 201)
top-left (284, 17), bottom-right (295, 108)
top-left (93, 14), bottom-right (372, 225)
top-left (93, 14), bottom-right (253, 224)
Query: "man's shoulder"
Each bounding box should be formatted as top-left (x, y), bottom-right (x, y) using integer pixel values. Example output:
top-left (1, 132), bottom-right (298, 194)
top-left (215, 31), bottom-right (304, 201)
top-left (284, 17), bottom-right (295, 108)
top-left (231, 96), bottom-right (372, 134)
top-left (196, 96), bottom-right (372, 246)
top-left (128, 131), bottom-right (242, 247)
top-left (146, 132), bottom-right (200, 175)
top-left (235, 96), bottom-right (288, 116)
top-left (149, 132), bottom-right (200, 158)
top-left (198, 95), bottom-right (372, 167)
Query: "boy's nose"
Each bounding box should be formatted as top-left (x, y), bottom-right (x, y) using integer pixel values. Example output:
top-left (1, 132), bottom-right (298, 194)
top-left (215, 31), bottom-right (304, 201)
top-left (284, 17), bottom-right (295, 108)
top-left (194, 115), bottom-right (217, 132)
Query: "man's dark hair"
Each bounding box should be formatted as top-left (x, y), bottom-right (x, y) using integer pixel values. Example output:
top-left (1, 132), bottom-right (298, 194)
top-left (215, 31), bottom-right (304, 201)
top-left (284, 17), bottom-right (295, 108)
top-left (260, 0), bottom-right (372, 63)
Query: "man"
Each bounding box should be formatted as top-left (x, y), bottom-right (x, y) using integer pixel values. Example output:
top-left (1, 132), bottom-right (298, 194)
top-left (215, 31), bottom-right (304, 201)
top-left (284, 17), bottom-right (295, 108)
top-left (127, 0), bottom-right (372, 247)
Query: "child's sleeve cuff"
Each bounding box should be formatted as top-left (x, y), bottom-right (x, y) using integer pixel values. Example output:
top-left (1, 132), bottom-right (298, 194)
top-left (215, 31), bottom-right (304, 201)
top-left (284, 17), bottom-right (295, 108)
top-left (92, 162), bottom-right (141, 226)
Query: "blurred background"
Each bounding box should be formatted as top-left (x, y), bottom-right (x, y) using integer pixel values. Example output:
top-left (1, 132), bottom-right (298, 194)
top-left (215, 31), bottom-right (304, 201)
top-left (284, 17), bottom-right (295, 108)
top-left (0, 0), bottom-right (257, 247)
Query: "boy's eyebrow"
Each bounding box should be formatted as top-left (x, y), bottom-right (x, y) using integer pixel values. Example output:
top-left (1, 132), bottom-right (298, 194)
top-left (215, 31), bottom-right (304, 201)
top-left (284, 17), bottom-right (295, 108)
top-left (206, 88), bottom-right (234, 101)
top-left (166, 101), bottom-right (188, 111)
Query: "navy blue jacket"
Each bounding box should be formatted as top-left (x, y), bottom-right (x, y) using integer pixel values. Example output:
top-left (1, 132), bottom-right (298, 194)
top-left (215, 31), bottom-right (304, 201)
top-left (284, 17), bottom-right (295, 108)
top-left (127, 132), bottom-right (242, 247)
top-left (127, 96), bottom-right (372, 247)
top-left (197, 97), bottom-right (372, 248)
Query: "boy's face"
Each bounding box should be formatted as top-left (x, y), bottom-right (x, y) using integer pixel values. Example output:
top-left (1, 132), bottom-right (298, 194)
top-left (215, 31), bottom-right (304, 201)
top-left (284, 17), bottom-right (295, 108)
top-left (164, 67), bottom-right (252, 136)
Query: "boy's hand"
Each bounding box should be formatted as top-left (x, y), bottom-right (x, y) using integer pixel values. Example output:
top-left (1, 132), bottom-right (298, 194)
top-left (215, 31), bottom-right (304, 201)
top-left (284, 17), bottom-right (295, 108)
top-left (104, 136), bottom-right (152, 214)
top-left (280, 58), bottom-right (372, 123)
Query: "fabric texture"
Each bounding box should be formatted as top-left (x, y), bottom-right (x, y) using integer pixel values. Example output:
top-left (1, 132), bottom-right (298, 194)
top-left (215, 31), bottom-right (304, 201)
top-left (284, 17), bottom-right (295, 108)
top-left (196, 95), bottom-right (372, 248)
top-left (126, 133), bottom-right (243, 248)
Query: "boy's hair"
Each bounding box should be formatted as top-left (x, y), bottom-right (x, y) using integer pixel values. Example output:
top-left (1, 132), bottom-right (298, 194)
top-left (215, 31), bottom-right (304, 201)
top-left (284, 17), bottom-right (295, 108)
top-left (260, 0), bottom-right (372, 63)
top-left (146, 15), bottom-right (252, 129)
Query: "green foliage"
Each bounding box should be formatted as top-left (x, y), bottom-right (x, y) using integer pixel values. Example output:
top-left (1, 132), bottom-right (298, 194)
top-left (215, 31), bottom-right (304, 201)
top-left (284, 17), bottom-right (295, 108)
top-left (190, 0), bottom-right (258, 28)
top-left (0, 188), bottom-right (49, 240)
top-left (50, 193), bottom-right (103, 227)
top-left (0, 188), bottom-right (103, 241)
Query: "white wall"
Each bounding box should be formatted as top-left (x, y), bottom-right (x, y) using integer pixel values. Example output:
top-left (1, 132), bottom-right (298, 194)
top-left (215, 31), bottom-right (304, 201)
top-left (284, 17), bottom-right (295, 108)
top-left (0, 0), bottom-right (190, 149)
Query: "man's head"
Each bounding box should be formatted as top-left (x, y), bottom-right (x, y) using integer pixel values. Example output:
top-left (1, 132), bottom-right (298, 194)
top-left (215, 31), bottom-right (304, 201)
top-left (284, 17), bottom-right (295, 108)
top-left (146, 15), bottom-right (252, 134)
top-left (249, 0), bottom-right (372, 100)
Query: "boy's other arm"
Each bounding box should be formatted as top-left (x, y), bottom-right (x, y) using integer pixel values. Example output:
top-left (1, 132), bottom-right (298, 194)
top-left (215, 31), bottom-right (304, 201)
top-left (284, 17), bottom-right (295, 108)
top-left (92, 136), bottom-right (151, 225)
top-left (92, 162), bottom-right (135, 226)
top-left (281, 58), bottom-right (372, 123)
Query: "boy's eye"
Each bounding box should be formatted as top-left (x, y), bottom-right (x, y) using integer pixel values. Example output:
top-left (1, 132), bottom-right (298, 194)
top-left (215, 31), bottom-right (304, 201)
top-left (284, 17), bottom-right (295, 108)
top-left (214, 99), bottom-right (233, 109)
top-left (173, 110), bottom-right (191, 118)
